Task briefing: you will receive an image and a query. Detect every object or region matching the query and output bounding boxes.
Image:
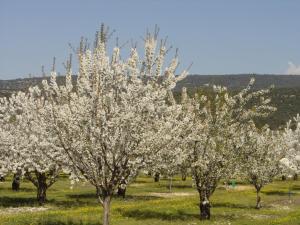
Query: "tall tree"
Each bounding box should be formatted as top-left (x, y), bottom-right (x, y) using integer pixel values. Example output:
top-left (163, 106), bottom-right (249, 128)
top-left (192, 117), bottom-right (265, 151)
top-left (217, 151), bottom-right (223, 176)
top-left (39, 26), bottom-right (187, 225)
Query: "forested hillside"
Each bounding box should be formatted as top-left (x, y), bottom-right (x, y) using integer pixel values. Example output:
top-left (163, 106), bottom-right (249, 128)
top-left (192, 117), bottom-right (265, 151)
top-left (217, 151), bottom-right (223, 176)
top-left (2, 74), bottom-right (300, 91)
top-left (1, 74), bottom-right (300, 128)
top-left (175, 74), bottom-right (300, 91)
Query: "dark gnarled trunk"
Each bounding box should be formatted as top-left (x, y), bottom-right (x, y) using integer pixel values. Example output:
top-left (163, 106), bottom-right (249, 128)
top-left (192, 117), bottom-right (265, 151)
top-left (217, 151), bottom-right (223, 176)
top-left (195, 176), bottom-right (217, 220)
top-left (181, 173), bottom-right (187, 181)
top-left (181, 169), bottom-right (187, 181)
top-left (199, 191), bottom-right (211, 220)
top-left (36, 173), bottom-right (48, 205)
top-left (117, 187), bottom-right (126, 198)
top-left (197, 186), bottom-right (213, 220)
top-left (12, 173), bottom-right (21, 191)
top-left (154, 172), bottom-right (160, 182)
top-left (293, 173), bottom-right (298, 181)
top-left (117, 178), bottom-right (127, 198)
top-left (25, 170), bottom-right (59, 205)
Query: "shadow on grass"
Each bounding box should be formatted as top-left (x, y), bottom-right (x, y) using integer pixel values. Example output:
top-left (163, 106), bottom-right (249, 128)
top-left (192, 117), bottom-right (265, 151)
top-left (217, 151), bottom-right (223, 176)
top-left (67, 193), bottom-right (97, 199)
top-left (36, 219), bottom-right (101, 225)
top-left (213, 202), bottom-right (252, 209)
top-left (51, 194), bottom-right (161, 208)
top-left (0, 193), bottom-right (161, 209)
top-left (291, 185), bottom-right (300, 191)
top-left (117, 195), bottom-right (161, 201)
top-left (165, 184), bottom-right (192, 189)
top-left (0, 196), bottom-right (91, 208)
top-left (0, 196), bottom-right (38, 207)
top-left (67, 193), bottom-right (161, 202)
top-left (118, 208), bottom-right (199, 221)
top-left (262, 191), bottom-right (295, 196)
top-left (49, 199), bottom-right (90, 208)
top-left (119, 208), bottom-right (240, 221)
top-left (0, 187), bottom-right (35, 192)
top-left (132, 180), bottom-right (149, 184)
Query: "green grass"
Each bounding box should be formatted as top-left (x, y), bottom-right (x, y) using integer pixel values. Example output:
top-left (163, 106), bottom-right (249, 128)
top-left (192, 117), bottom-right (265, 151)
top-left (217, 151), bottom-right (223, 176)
top-left (1, 176), bottom-right (300, 225)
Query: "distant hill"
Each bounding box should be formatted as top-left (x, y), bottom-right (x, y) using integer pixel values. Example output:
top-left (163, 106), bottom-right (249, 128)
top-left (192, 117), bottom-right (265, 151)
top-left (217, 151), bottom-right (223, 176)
top-left (1, 74), bottom-right (300, 129)
top-left (1, 74), bottom-right (300, 92)
top-left (175, 74), bottom-right (300, 91)
top-left (0, 76), bottom-right (68, 92)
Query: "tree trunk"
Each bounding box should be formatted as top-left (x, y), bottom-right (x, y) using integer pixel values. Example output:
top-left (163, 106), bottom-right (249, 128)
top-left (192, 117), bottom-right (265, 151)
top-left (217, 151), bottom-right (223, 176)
top-left (168, 176), bottom-right (173, 192)
top-left (255, 188), bottom-right (261, 209)
top-left (181, 172), bottom-right (187, 181)
top-left (154, 172), bottom-right (160, 182)
top-left (282, 175), bottom-right (286, 181)
top-left (293, 174), bottom-right (298, 181)
top-left (12, 173), bottom-right (21, 191)
top-left (102, 196), bottom-right (111, 225)
top-left (117, 178), bottom-right (127, 198)
top-left (36, 173), bottom-right (48, 205)
top-left (199, 191), bottom-right (211, 220)
top-left (117, 186), bottom-right (126, 198)
top-left (199, 199), bottom-right (210, 219)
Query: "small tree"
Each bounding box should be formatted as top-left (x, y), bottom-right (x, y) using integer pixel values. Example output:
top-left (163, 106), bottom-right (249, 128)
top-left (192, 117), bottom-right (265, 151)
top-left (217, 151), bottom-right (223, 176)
top-left (0, 117), bottom-right (12, 182)
top-left (146, 89), bottom-right (192, 191)
top-left (150, 145), bottom-right (184, 192)
top-left (180, 81), bottom-right (275, 220)
top-left (281, 114), bottom-right (300, 175)
top-left (241, 125), bottom-right (286, 209)
top-left (0, 91), bottom-right (60, 205)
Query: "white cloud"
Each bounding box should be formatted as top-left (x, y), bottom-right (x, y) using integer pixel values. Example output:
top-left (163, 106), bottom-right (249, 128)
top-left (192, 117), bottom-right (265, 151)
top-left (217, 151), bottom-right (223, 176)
top-left (286, 62), bottom-right (300, 75)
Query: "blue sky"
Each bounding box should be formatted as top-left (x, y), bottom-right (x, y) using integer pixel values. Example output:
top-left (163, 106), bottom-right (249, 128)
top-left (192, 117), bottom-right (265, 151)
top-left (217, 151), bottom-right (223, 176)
top-left (1, 0), bottom-right (300, 79)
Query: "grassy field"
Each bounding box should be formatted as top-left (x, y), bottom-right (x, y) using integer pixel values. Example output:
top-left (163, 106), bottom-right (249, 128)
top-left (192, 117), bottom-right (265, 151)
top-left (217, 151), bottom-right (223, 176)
top-left (0, 176), bottom-right (300, 225)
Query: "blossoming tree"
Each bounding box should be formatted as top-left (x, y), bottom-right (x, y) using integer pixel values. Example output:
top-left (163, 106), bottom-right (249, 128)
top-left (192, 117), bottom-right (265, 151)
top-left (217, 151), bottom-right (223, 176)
top-left (281, 114), bottom-right (300, 175)
top-left (240, 125), bottom-right (286, 209)
top-left (148, 142), bottom-right (185, 192)
top-left (38, 26), bottom-right (187, 225)
top-left (0, 101), bottom-right (12, 179)
top-left (180, 80), bottom-right (275, 220)
top-left (0, 90), bottom-right (61, 205)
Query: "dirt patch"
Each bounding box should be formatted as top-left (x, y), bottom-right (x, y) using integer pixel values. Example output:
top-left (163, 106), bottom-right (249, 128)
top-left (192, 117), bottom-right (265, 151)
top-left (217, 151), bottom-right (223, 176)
top-left (248, 214), bottom-right (277, 219)
top-left (219, 185), bottom-right (253, 191)
top-left (0, 207), bottom-right (49, 214)
top-left (233, 185), bottom-right (252, 191)
top-left (148, 192), bottom-right (196, 198)
top-left (129, 183), bottom-right (146, 187)
top-left (270, 204), bottom-right (291, 210)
